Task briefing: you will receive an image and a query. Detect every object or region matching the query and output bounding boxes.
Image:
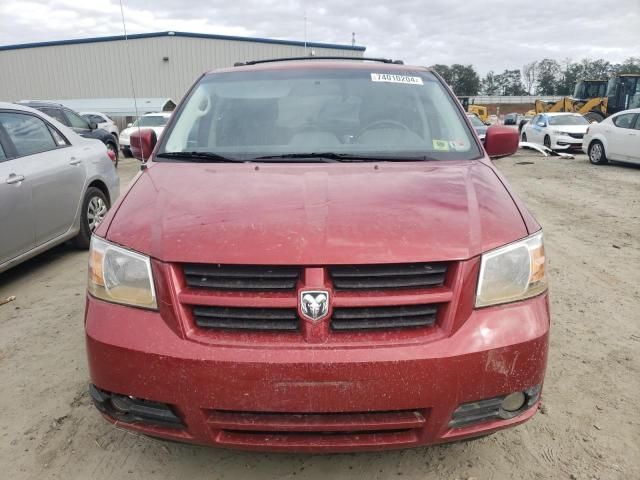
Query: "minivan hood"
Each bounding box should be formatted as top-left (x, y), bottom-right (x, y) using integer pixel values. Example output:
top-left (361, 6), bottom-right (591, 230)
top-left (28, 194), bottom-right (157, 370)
top-left (106, 161), bottom-right (528, 264)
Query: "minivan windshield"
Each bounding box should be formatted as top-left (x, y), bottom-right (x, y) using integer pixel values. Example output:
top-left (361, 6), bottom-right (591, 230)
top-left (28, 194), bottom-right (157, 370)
top-left (159, 67), bottom-right (481, 161)
top-left (548, 115), bottom-right (589, 126)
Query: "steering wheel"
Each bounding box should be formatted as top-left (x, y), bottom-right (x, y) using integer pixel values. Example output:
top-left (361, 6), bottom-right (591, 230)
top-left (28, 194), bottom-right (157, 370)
top-left (356, 120), bottom-right (411, 139)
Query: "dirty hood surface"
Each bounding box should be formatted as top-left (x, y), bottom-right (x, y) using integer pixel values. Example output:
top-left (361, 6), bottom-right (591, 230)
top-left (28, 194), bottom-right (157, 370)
top-left (106, 160), bottom-right (528, 264)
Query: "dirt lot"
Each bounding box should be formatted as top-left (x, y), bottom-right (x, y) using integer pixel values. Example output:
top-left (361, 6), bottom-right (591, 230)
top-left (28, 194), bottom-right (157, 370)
top-left (1, 151), bottom-right (639, 480)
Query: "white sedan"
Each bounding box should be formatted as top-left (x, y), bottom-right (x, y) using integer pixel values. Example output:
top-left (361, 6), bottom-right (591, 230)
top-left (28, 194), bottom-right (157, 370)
top-left (582, 108), bottom-right (640, 165)
top-left (119, 112), bottom-right (171, 157)
top-left (520, 112), bottom-right (589, 151)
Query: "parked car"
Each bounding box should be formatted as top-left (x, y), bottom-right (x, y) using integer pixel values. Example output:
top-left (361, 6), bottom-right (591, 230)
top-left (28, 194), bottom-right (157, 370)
top-left (85, 59), bottom-right (548, 453)
top-left (0, 102), bottom-right (119, 273)
top-left (466, 113), bottom-right (488, 142)
top-left (504, 113), bottom-right (518, 125)
top-left (118, 112), bottom-right (171, 158)
top-left (520, 112), bottom-right (589, 150)
top-left (583, 108), bottom-right (640, 165)
top-left (80, 111), bottom-right (119, 139)
top-left (19, 102), bottom-right (119, 166)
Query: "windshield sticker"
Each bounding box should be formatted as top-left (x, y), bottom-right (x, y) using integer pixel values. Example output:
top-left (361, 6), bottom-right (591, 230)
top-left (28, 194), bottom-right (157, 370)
top-left (371, 73), bottom-right (424, 85)
top-left (449, 140), bottom-right (467, 151)
top-left (432, 139), bottom-right (450, 151)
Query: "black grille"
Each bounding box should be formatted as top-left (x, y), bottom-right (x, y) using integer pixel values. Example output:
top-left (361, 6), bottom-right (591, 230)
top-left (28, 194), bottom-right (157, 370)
top-left (183, 264), bottom-right (301, 290)
top-left (329, 263), bottom-right (447, 290)
top-left (568, 133), bottom-right (584, 139)
top-left (194, 306), bottom-right (298, 331)
top-left (331, 304), bottom-right (437, 331)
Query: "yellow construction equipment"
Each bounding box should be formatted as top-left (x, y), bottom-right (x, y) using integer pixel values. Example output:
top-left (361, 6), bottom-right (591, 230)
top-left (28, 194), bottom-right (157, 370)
top-left (535, 75), bottom-right (640, 122)
top-left (458, 96), bottom-right (489, 122)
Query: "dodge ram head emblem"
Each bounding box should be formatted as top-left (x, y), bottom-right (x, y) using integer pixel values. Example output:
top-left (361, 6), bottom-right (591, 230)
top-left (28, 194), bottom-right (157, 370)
top-left (300, 291), bottom-right (329, 322)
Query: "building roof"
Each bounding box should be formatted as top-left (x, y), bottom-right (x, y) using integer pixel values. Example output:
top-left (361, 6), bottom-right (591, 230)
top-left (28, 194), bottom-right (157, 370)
top-left (0, 31), bottom-right (366, 52)
top-left (19, 98), bottom-right (177, 117)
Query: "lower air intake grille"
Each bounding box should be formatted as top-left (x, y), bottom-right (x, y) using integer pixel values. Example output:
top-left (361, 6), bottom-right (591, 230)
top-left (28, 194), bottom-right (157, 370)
top-left (331, 304), bottom-right (437, 331)
top-left (193, 306), bottom-right (299, 331)
top-left (183, 264), bottom-right (301, 290)
top-left (329, 263), bottom-right (447, 290)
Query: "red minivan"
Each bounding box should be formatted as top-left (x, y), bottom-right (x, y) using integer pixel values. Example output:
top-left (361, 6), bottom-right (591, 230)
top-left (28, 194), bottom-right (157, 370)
top-left (85, 59), bottom-right (549, 453)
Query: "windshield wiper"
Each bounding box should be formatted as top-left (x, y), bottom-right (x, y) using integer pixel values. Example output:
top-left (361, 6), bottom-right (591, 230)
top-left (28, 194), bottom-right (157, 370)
top-left (252, 152), bottom-right (437, 162)
top-left (156, 151), bottom-right (246, 163)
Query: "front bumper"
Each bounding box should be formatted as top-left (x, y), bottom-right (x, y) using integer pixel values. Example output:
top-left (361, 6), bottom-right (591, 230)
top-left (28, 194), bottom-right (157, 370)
top-left (552, 135), bottom-right (583, 150)
top-left (85, 291), bottom-right (550, 452)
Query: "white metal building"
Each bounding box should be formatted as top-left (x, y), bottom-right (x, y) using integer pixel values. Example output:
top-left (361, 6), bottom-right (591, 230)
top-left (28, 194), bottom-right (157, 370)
top-left (0, 31), bottom-right (366, 104)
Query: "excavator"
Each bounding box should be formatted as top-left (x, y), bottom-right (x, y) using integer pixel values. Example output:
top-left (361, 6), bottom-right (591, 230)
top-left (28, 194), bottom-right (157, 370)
top-left (535, 74), bottom-right (640, 122)
top-left (457, 96), bottom-right (489, 122)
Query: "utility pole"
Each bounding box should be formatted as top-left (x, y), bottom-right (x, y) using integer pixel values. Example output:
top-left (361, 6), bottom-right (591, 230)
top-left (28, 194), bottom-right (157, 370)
top-left (303, 0), bottom-right (308, 56)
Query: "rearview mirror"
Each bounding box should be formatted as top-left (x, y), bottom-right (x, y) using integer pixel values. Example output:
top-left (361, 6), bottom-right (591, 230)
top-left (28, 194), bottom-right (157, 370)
top-left (484, 125), bottom-right (519, 159)
top-left (89, 122), bottom-right (98, 130)
top-left (130, 129), bottom-right (157, 161)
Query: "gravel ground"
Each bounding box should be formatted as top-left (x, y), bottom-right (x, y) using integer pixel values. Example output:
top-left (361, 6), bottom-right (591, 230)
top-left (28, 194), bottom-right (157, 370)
top-left (0, 151), bottom-right (639, 480)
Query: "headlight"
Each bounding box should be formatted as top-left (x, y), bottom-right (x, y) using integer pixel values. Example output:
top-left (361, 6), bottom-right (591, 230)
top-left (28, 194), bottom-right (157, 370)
top-left (476, 231), bottom-right (547, 308)
top-left (88, 236), bottom-right (157, 309)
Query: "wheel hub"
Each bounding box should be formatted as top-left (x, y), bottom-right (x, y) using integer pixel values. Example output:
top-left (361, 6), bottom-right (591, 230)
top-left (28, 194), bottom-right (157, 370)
top-left (87, 197), bottom-right (107, 231)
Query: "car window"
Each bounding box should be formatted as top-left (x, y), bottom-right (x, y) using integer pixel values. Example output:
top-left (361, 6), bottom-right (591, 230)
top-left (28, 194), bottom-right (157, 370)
top-left (161, 69), bottom-right (482, 161)
top-left (84, 114), bottom-right (104, 124)
top-left (467, 115), bottom-right (484, 127)
top-left (0, 112), bottom-right (58, 157)
top-left (612, 113), bottom-right (637, 129)
top-left (65, 110), bottom-right (91, 129)
top-left (48, 125), bottom-right (70, 146)
top-left (0, 141), bottom-right (6, 161)
top-left (531, 115), bottom-right (539, 125)
top-left (634, 114), bottom-right (640, 130)
top-left (39, 107), bottom-right (68, 125)
top-left (548, 115), bottom-right (588, 126)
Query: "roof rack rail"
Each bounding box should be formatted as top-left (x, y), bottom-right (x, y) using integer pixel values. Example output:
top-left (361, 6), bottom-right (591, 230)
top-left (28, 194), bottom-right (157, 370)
top-left (234, 56), bottom-right (404, 67)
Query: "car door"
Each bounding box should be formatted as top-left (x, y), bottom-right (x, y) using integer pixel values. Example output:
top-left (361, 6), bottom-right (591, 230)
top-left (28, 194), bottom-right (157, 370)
top-left (628, 115), bottom-right (640, 163)
top-left (529, 115), bottom-right (544, 143)
top-left (609, 113), bottom-right (638, 161)
top-left (0, 119), bottom-right (35, 265)
top-left (0, 110), bottom-right (86, 246)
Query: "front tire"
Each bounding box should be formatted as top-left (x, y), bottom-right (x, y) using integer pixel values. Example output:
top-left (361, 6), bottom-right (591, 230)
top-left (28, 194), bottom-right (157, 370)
top-left (543, 135), bottom-right (551, 149)
top-left (73, 187), bottom-right (109, 249)
top-left (122, 147), bottom-right (133, 158)
top-left (521, 132), bottom-right (527, 142)
top-left (588, 140), bottom-right (608, 165)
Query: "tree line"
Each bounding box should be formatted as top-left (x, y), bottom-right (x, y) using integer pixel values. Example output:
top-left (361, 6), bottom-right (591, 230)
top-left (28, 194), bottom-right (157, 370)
top-left (431, 57), bottom-right (640, 96)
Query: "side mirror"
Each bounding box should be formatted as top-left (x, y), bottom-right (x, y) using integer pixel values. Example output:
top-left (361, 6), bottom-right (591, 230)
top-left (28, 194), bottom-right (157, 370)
top-left (537, 122), bottom-right (546, 127)
top-left (484, 125), bottom-right (519, 159)
top-left (89, 122), bottom-right (98, 130)
top-left (127, 122), bottom-right (133, 128)
top-left (130, 129), bottom-right (157, 161)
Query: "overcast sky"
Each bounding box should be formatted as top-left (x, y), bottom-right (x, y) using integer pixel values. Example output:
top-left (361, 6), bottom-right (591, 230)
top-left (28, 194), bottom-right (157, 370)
top-left (1, 0), bottom-right (639, 74)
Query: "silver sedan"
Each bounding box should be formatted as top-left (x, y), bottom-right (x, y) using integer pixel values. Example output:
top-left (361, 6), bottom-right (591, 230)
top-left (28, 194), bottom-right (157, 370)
top-left (0, 102), bottom-right (119, 273)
